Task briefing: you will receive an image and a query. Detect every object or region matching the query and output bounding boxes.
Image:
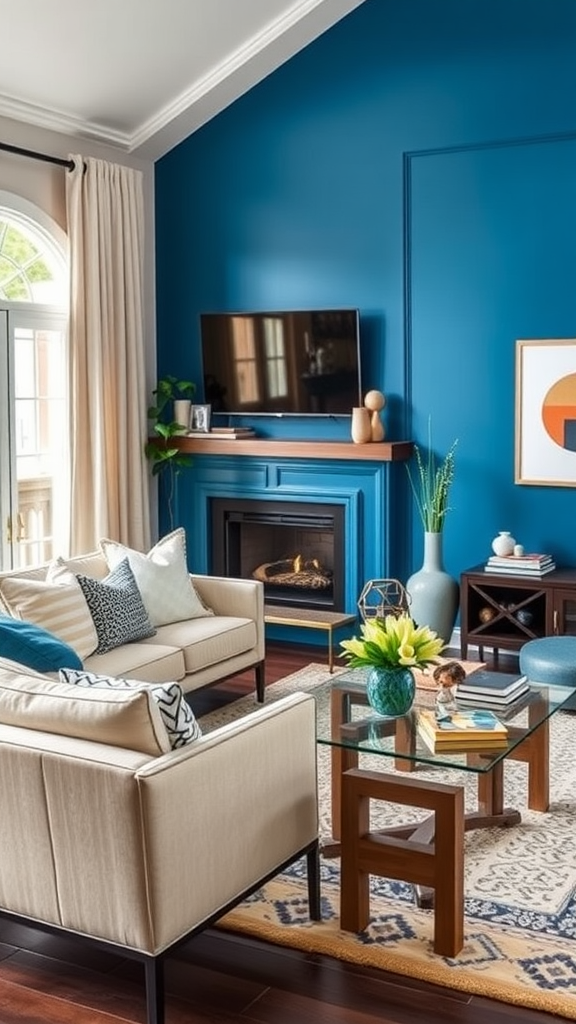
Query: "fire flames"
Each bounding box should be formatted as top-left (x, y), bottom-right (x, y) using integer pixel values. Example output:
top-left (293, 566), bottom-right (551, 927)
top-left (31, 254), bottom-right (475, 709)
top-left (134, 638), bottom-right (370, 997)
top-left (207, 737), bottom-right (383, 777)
top-left (292, 554), bottom-right (320, 573)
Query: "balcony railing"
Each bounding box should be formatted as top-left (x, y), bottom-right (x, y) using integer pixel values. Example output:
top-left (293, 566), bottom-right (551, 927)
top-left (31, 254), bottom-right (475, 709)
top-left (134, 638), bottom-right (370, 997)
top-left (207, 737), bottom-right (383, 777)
top-left (15, 476), bottom-right (53, 566)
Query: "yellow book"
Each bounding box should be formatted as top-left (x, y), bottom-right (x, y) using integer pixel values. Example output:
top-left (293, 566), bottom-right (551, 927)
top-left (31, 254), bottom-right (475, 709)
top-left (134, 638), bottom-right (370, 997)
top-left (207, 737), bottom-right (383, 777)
top-left (418, 734), bottom-right (508, 755)
top-left (417, 709), bottom-right (508, 752)
top-left (417, 714), bottom-right (507, 754)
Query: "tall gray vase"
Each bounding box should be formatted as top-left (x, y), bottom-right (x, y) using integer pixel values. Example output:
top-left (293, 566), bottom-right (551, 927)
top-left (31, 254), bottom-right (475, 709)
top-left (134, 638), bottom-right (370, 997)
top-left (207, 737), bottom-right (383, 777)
top-left (406, 531), bottom-right (459, 645)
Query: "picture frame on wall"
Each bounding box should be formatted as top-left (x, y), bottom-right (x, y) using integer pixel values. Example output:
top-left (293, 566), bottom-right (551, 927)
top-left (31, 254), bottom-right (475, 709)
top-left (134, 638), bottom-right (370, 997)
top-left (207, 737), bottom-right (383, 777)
top-left (189, 404), bottom-right (211, 433)
top-left (515, 338), bottom-right (576, 487)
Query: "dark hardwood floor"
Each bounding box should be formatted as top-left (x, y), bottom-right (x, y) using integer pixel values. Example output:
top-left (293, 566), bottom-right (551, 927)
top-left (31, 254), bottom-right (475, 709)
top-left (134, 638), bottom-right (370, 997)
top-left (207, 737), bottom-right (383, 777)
top-left (0, 641), bottom-right (559, 1024)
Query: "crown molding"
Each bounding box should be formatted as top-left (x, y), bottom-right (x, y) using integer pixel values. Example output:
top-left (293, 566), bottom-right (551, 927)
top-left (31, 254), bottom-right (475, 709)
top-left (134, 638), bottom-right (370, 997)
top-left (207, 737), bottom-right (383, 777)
top-left (0, 93), bottom-right (132, 150)
top-left (130, 0), bottom-right (366, 157)
top-left (0, 0), bottom-right (367, 161)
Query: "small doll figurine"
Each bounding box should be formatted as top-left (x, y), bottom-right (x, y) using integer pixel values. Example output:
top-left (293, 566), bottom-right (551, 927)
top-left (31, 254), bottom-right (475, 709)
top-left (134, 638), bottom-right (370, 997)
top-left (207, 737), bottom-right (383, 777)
top-left (433, 660), bottom-right (466, 712)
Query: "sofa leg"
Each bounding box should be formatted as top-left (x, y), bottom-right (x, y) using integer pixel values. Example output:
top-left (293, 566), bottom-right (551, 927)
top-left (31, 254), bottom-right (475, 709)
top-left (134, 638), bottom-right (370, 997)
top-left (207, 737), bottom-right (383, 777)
top-left (144, 957), bottom-right (164, 1024)
top-left (255, 661), bottom-right (266, 703)
top-left (307, 841), bottom-right (322, 921)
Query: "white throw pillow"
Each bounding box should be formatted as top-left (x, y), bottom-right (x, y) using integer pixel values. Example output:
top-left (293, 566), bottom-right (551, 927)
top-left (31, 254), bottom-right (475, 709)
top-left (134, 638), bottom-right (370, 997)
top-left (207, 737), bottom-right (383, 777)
top-left (0, 559), bottom-right (98, 659)
top-left (100, 528), bottom-right (213, 627)
top-left (59, 668), bottom-right (202, 749)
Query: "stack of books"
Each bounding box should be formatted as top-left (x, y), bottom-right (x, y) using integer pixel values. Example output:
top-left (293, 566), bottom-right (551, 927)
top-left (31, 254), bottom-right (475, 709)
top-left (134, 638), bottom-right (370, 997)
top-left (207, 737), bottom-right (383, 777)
top-left (484, 552), bottom-right (556, 576)
top-left (417, 708), bottom-right (508, 754)
top-left (455, 669), bottom-right (530, 708)
top-left (204, 427), bottom-right (256, 439)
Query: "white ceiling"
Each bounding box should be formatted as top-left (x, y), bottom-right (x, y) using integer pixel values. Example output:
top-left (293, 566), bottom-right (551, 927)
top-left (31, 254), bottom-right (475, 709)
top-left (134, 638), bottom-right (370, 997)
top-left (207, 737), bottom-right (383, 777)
top-left (0, 0), bottom-right (366, 161)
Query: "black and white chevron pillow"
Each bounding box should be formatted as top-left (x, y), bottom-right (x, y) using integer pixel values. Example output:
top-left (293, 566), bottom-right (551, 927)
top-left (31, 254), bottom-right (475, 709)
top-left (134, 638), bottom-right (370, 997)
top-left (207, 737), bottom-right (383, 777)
top-left (59, 668), bottom-right (202, 749)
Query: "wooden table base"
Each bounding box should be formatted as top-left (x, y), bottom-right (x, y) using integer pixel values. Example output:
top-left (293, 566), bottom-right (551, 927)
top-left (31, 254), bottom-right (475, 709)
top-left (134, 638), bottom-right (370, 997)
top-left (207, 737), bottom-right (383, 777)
top-left (340, 768), bottom-right (465, 956)
top-left (329, 687), bottom-right (551, 957)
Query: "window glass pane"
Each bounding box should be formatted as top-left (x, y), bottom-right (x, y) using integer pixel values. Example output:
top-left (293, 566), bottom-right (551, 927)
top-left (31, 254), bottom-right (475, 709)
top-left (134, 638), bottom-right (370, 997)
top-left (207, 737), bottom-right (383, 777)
top-left (15, 399), bottom-right (36, 457)
top-left (15, 328), bottom-right (66, 480)
top-left (4, 224), bottom-right (37, 264)
top-left (0, 213), bottom-right (66, 304)
top-left (0, 192), bottom-right (69, 570)
top-left (14, 329), bottom-right (35, 397)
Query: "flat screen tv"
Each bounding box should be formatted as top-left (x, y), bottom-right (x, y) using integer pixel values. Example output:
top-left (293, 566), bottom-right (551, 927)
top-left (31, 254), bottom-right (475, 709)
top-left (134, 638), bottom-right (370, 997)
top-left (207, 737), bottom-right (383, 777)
top-left (200, 308), bottom-right (362, 416)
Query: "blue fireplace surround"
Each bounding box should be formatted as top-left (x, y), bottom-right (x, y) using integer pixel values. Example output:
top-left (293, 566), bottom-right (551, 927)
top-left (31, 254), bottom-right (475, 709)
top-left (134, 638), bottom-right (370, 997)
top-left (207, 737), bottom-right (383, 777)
top-left (176, 440), bottom-right (412, 646)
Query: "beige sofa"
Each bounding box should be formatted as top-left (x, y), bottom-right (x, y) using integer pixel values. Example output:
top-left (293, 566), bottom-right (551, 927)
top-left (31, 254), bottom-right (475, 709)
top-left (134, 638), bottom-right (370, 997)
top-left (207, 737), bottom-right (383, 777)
top-left (0, 543), bottom-right (266, 702)
top-left (0, 659), bottom-right (319, 1024)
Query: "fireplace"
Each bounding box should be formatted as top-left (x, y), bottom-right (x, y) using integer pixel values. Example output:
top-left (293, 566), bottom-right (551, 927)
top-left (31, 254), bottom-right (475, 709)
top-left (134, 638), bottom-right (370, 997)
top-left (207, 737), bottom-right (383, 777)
top-left (210, 498), bottom-right (345, 611)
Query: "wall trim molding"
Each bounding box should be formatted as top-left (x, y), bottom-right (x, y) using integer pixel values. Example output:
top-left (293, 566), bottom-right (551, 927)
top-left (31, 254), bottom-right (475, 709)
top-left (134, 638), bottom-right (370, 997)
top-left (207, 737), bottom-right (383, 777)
top-left (402, 127), bottom-right (576, 440)
top-left (401, 127), bottom-right (576, 576)
top-left (405, 129), bottom-right (576, 163)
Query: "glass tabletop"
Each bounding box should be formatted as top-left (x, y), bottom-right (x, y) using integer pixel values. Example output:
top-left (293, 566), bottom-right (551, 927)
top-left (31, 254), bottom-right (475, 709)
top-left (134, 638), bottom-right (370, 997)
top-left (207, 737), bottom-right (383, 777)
top-left (315, 667), bottom-right (576, 774)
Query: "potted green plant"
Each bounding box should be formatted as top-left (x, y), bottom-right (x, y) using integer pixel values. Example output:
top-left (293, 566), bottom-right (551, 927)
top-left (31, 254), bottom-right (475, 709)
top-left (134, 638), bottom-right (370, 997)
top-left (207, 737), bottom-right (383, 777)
top-left (144, 376), bottom-right (196, 530)
top-left (340, 613), bottom-right (444, 716)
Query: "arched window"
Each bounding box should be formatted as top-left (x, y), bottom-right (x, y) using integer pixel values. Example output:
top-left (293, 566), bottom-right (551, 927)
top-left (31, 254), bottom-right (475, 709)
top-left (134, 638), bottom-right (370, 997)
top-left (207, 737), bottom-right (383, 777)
top-left (0, 194), bottom-right (67, 304)
top-left (0, 193), bottom-right (69, 569)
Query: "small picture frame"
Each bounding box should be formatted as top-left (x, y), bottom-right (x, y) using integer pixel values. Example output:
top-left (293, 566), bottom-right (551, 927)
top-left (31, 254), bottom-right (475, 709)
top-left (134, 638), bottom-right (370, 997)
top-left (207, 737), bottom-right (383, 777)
top-left (189, 404), bottom-right (211, 433)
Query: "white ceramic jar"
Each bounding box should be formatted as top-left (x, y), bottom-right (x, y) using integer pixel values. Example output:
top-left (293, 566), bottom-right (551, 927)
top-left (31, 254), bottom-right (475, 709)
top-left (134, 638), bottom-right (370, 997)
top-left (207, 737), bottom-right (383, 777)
top-left (173, 399), bottom-right (192, 429)
top-left (350, 407), bottom-right (372, 444)
top-left (491, 531), bottom-right (516, 556)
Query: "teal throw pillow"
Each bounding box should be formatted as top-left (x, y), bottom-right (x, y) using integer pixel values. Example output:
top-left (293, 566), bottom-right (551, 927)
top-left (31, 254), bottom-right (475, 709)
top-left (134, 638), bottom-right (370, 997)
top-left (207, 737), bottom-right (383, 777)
top-left (0, 615), bottom-right (83, 672)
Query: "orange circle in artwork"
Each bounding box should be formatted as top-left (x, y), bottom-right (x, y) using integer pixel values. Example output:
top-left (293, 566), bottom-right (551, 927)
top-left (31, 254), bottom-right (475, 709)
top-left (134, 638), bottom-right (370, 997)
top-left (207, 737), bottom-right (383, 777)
top-left (541, 373), bottom-right (576, 451)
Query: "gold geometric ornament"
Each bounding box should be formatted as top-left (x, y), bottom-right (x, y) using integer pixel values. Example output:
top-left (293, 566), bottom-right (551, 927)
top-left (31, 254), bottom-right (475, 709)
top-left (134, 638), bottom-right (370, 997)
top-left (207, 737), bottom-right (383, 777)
top-left (357, 578), bottom-right (411, 623)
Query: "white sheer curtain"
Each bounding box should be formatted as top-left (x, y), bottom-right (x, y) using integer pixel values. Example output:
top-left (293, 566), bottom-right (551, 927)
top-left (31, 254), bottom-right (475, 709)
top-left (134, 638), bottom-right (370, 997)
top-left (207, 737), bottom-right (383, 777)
top-left (66, 156), bottom-right (151, 554)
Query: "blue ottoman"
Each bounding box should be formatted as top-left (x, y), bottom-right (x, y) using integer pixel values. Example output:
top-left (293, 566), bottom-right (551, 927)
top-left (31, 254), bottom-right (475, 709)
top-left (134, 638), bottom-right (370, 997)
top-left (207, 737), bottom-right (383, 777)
top-left (519, 636), bottom-right (576, 687)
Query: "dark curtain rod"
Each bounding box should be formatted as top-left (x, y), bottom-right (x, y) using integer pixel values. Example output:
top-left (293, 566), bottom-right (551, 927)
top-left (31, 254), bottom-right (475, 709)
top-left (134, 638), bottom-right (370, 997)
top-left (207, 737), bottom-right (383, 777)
top-left (0, 141), bottom-right (75, 171)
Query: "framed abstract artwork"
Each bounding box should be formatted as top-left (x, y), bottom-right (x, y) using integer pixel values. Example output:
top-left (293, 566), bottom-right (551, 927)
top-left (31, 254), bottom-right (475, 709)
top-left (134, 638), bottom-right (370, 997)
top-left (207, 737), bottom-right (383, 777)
top-left (515, 339), bottom-right (576, 486)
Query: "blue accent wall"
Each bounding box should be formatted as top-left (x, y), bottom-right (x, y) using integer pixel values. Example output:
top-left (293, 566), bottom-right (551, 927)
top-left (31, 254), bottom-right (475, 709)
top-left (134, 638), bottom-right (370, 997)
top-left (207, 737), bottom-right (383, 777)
top-left (155, 0), bottom-right (576, 585)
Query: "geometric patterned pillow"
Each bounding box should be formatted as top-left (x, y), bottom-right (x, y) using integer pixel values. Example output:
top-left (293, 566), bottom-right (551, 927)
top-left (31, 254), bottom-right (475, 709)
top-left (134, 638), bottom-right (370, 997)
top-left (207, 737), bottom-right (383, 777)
top-left (59, 668), bottom-right (202, 748)
top-left (75, 558), bottom-right (156, 654)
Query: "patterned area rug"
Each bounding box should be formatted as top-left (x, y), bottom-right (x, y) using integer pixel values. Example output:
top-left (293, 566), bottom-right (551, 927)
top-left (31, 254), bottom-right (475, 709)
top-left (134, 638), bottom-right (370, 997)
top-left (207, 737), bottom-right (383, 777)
top-left (198, 664), bottom-right (576, 1018)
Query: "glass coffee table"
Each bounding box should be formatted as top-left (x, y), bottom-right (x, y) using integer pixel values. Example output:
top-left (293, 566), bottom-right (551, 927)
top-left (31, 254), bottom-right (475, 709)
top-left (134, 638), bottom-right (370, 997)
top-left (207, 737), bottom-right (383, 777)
top-left (315, 668), bottom-right (576, 957)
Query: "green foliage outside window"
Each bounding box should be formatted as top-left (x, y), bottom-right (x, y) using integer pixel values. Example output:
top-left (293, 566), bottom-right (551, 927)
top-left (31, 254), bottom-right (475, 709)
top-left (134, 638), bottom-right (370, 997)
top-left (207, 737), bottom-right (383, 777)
top-left (0, 220), bottom-right (53, 301)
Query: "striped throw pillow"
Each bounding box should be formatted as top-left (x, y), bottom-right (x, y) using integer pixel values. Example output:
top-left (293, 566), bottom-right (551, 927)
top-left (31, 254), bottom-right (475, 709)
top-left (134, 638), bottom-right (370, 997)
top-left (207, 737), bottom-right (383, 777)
top-left (0, 560), bottom-right (98, 659)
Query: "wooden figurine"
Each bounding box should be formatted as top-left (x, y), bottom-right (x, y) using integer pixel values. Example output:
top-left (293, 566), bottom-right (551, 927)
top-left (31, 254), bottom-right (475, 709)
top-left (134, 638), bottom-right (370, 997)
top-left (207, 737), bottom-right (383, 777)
top-left (364, 389), bottom-right (386, 442)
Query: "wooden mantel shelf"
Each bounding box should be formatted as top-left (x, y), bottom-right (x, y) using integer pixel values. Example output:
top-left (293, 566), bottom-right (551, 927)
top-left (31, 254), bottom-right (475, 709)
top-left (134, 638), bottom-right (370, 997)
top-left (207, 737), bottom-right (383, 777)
top-left (173, 437), bottom-right (413, 461)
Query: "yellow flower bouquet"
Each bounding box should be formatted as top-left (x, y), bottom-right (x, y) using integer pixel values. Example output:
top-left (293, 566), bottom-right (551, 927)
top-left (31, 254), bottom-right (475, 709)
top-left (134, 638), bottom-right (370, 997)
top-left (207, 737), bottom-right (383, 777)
top-left (340, 613), bottom-right (444, 670)
top-left (340, 614), bottom-right (445, 716)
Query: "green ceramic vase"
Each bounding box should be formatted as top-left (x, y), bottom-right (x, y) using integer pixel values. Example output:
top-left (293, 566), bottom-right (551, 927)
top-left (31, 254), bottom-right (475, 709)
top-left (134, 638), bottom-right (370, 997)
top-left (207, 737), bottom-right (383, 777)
top-left (366, 666), bottom-right (415, 717)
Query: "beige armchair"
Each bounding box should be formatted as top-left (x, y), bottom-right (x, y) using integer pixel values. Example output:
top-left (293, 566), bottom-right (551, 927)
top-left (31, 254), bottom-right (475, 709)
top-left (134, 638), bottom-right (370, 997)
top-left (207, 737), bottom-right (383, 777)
top-left (0, 662), bottom-right (319, 1024)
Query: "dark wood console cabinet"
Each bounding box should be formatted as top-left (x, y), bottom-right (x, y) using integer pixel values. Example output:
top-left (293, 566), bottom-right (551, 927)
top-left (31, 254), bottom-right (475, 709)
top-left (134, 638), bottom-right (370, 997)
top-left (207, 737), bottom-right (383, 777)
top-left (460, 565), bottom-right (576, 661)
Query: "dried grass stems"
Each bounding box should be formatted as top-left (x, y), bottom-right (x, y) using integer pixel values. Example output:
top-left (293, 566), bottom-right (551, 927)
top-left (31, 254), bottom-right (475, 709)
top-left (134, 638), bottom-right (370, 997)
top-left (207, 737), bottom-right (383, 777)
top-left (407, 426), bottom-right (458, 534)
